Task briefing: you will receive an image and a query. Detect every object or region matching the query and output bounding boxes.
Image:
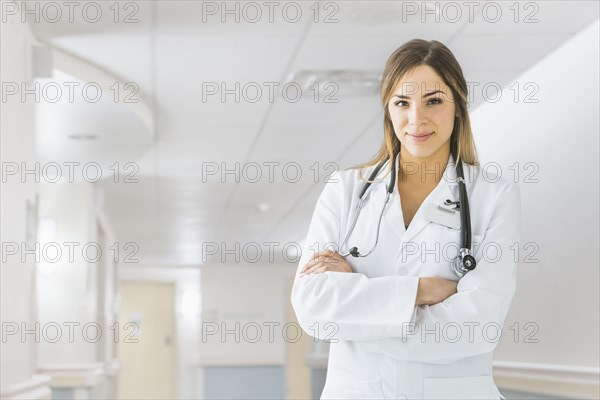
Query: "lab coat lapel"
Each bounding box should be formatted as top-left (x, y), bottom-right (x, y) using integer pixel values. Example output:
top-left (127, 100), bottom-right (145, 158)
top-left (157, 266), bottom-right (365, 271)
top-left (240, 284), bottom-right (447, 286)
top-left (382, 153), bottom-right (460, 244)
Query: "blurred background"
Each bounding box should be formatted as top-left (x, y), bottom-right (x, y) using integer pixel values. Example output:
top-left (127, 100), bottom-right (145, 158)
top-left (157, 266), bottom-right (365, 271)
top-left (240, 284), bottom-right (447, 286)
top-left (1, 1), bottom-right (598, 399)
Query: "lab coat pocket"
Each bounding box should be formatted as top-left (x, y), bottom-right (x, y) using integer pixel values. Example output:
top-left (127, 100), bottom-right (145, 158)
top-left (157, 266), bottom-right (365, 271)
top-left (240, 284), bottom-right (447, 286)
top-left (321, 369), bottom-right (385, 400)
top-left (423, 374), bottom-right (497, 399)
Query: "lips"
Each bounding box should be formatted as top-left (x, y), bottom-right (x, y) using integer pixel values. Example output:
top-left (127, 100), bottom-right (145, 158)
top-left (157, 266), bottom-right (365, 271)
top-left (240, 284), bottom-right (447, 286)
top-left (407, 131), bottom-right (434, 143)
top-left (408, 131), bottom-right (434, 137)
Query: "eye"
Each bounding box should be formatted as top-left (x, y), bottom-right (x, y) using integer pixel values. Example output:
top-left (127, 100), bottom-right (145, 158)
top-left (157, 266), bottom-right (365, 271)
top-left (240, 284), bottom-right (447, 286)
top-left (393, 98), bottom-right (442, 107)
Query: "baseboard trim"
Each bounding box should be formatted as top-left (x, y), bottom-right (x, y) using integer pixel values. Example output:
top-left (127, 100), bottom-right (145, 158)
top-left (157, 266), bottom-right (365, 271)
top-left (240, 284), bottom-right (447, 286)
top-left (0, 374), bottom-right (52, 400)
top-left (493, 360), bottom-right (600, 399)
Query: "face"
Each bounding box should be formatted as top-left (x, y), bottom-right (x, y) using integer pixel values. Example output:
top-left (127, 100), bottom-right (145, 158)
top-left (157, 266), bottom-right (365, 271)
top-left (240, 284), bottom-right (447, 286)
top-left (387, 64), bottom-right (456, 160)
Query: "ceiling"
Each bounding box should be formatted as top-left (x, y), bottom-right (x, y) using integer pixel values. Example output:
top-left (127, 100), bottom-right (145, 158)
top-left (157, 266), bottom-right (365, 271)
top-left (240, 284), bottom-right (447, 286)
top-left (28, 1), bottom-right (600, 266)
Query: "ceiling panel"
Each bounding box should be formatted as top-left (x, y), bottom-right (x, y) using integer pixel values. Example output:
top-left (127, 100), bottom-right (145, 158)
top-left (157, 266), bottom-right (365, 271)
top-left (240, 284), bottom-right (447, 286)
top-left (307, 1), bottom-right (465, 36)
top-left (460, 1), bottom-right (599, 35)
top-left (155, 0), bottom-right (315, 35)
top-left (154, 34), bottom-right (299, 70)
top-left (450, 34), bottom-right (573, 71)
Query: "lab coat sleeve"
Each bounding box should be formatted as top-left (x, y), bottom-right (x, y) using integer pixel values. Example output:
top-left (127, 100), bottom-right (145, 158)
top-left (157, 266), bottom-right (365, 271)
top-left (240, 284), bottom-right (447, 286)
top-left (290, 170), bottom-right (420, 342)
top-left (359, 181), bottom-right (522, 362)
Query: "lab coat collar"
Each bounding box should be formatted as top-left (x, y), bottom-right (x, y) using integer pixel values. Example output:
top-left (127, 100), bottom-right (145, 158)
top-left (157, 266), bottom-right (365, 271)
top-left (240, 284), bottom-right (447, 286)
top-left (377, 152), bottom-right (461, 243)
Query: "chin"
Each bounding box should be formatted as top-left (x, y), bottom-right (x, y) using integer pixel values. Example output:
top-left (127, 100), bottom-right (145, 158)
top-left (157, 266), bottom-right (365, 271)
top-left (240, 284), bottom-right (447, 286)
top-left (410, 152), bottom-right (434, 159)
top-left (401, 146), bottom-right (434, 159)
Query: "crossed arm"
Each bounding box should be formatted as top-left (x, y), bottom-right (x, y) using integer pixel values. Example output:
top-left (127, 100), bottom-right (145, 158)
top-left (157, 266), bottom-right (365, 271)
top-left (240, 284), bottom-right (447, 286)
top-left (300, 249), bottom-right (459, 307)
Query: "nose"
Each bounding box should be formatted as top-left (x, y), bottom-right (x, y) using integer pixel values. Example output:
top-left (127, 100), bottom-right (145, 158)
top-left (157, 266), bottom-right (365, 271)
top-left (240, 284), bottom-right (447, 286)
top-left (407, 101), bottom-right (428, 126)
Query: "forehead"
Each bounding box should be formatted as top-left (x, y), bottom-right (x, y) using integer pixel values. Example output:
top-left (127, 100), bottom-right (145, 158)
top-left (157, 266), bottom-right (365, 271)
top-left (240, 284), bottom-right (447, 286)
top-left (393, 65), bottom-right (448, 94)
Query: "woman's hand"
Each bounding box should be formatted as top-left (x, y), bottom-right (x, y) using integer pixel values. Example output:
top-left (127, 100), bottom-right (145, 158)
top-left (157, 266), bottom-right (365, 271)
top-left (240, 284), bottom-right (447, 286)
top-left (415, 277), bottom-right (458, 306)
top-left (300, 250), bottom-right (353, 276)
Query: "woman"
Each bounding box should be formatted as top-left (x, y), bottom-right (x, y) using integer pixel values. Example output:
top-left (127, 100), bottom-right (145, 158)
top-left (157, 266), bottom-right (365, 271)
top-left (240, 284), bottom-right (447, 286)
top-left (291, 39), bottom-right (520, 399)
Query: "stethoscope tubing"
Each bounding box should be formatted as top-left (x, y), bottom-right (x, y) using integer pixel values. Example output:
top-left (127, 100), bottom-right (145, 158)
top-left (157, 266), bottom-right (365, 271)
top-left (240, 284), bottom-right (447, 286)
top-left (338, 150), bottom-right (398, 257)
top-left (338, 150), bottom-right (474, 275)
top-left (456, 160), bottom-right (472, 250)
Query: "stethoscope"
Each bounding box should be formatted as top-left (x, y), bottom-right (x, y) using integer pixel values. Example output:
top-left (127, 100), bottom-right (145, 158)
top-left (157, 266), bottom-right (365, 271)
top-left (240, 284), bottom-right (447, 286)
top-left (338, 149), bottom-right (477, 277)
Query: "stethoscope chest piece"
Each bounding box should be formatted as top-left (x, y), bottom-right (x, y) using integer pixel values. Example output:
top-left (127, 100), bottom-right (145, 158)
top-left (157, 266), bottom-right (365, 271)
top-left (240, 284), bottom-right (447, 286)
top-left (451, 249), bottom-right (477, 277)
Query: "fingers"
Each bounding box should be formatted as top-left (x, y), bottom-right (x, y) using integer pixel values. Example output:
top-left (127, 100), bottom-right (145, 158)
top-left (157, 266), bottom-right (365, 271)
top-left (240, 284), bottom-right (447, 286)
top-left (300, 255), bottom-right (330, 276)
top-left (301, 250), bottom-right (336, 273)
top-left (300, 249), bottom-right (350, 276)
top-left (306, 250), bottom-right (346, 268)
top-left (301, 263), bottom-right (327, 276)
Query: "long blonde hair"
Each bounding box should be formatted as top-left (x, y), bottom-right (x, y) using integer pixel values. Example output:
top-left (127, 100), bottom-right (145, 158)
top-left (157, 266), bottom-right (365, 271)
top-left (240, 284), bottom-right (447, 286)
top-left (351, 39), bottom-right (479, 182)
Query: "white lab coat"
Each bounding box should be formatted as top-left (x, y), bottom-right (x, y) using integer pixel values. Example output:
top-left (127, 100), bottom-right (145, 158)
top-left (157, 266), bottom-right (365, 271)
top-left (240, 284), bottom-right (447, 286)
top-left (291, 153), bottom-right (521, 400)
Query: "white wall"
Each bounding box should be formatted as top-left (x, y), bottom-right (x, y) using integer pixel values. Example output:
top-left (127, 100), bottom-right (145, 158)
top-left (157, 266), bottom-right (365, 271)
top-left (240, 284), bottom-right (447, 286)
top-left (470, 18), bottom-right (599, 396)
top-left (1, 15), bottom-right (119, 399)
top-left (197, 262), bottom-right (297, 399)
top-left (0, 14), bottom-right (51, 400)
top-left (35, 181), bottom-right (121, 399)
top-left (36, 182), bottom-right (98, 366)
top-left (199, 263), bottom-right (294, 364)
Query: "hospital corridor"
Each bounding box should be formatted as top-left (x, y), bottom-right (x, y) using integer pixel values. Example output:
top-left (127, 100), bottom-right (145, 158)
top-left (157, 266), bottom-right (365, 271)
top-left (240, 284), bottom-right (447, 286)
top-left (1, 1), bottom-right (599, 399)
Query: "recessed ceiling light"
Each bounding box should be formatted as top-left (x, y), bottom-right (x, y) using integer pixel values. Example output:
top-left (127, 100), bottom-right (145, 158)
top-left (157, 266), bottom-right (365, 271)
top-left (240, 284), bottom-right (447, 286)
top-left (287, 70), bottom-right (381, 97)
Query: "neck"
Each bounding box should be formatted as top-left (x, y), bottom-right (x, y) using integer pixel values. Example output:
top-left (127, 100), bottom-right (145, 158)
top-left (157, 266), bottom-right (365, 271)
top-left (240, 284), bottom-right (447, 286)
top-left (398, 143), bottom-right (450, 185)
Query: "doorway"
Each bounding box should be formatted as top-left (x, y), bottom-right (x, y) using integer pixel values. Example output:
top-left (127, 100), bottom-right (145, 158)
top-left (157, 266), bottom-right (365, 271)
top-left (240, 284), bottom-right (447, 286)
top-left (118, 282), bottom-right (176, 399)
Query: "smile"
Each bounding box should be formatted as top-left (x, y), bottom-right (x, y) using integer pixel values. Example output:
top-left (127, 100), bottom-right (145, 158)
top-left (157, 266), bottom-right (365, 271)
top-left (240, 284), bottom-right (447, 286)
top-left (407, 132), bottom-right (434, 142)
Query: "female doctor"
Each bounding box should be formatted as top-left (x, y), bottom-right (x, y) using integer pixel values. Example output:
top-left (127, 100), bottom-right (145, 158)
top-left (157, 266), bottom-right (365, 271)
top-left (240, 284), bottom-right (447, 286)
top-left (291, 39), bottom-right (521, 400)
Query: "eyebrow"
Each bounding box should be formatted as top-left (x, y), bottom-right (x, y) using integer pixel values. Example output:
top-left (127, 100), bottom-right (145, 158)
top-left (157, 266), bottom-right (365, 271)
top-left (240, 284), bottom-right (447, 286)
top-left (392, 90), bottom-right (444, 100)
